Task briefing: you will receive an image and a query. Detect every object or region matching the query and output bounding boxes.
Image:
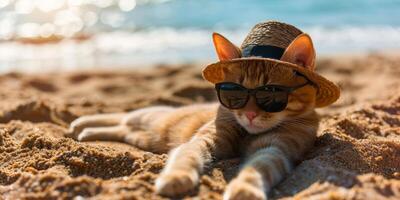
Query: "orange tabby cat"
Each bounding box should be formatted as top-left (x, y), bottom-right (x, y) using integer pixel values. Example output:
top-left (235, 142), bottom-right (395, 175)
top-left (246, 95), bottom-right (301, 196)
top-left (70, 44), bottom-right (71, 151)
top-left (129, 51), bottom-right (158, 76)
top-left (69, 24), bottom-right (324, 200)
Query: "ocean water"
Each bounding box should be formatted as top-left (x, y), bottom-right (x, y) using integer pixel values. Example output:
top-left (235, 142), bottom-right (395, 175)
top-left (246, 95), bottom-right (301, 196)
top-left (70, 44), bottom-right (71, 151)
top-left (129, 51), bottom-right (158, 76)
top-left (0, 0), bottom-right (400, 72)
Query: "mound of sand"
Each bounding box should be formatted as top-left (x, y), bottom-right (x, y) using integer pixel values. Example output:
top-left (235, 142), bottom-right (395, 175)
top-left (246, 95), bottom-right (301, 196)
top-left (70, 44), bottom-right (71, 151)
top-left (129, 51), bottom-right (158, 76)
top-left (0, 53), bottom-right (399, 199)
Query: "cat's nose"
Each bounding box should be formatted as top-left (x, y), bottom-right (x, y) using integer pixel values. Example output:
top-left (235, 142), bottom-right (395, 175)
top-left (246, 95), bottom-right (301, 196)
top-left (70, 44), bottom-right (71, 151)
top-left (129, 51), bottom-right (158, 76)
top-left (245, 111), bottom-right (258, 122)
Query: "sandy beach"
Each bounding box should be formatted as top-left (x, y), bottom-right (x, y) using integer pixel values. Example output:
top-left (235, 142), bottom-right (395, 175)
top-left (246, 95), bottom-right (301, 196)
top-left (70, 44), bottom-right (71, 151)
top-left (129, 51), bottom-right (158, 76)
top-left (0, 52), bottom-right (399, 199)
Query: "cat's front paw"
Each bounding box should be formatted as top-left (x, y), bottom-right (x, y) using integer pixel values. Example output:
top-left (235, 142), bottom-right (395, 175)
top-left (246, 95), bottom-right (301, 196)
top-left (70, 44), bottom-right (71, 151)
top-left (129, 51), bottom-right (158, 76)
top-left (223, 179), bottom-right (267, 200)
top-left (155, 170), bottom-right (198, 197)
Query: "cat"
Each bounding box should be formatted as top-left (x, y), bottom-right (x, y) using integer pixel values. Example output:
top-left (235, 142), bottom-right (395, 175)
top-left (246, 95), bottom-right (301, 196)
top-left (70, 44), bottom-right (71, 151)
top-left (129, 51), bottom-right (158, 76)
top-left (68, 32), bottom-right (319, 200)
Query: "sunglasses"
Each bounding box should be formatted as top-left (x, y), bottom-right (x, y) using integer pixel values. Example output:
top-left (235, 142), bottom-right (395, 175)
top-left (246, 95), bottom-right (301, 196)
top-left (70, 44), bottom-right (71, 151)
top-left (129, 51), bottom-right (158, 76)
top-left (215, 81), bottom-right (310, 112)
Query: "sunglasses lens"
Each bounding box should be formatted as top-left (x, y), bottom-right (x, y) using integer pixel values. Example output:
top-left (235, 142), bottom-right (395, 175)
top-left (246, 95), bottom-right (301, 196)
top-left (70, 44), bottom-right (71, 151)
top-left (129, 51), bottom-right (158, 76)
top-left (256, 87), bottom-right (288, 112)
top-left (218, 83), bottom-right (248, 109)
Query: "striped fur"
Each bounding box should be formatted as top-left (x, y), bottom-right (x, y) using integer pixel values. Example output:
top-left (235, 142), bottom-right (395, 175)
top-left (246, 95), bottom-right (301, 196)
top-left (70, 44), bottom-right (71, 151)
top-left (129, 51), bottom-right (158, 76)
top-left (68, 62), bottom-right (319, 199)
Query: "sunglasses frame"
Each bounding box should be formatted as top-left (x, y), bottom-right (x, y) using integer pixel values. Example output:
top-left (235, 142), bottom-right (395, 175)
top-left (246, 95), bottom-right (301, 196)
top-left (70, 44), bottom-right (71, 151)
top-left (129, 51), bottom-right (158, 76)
top-left (215, 78), bottom-right (311, 112)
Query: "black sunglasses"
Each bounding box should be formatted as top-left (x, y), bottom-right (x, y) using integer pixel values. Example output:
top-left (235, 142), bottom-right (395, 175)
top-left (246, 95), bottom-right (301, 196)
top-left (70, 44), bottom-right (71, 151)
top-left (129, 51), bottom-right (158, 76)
top-left (215, 81), bottom-right (309, 112)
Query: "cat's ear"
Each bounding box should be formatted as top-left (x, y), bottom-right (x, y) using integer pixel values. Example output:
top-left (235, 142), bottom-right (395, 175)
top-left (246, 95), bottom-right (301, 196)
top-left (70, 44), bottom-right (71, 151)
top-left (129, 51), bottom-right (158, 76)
top-left (212, 32), bottom-right (241, 61)
top-left (281, 33), bottom-right (316, 71)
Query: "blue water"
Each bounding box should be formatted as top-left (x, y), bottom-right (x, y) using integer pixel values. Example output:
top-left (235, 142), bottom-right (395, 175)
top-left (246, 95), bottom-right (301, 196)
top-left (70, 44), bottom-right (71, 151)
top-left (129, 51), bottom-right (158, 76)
top-left (122, 0), bottom-right (400, 30)
top-left (1, 0), bottom-right (400, 72)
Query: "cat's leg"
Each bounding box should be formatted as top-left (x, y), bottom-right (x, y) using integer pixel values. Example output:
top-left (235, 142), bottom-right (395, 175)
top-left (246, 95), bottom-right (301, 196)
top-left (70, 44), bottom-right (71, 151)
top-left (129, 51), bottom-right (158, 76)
top-left (68, 113), bottom-right (127, 138)
top-left (76, 106), bottom-right (176, 152)
top-left (123, 130), bottom-right (156, 151)
top-left (155, 121), bottom-right (234, 197)
top-left (77, 126), bottom-right (129, 142)
top-left (78, 126), bottom-right (161, 152)
top-left (121, 106), bottom-right (175, 129)
top-left (70, 106), bottom-right (174, 141)
top-left (223, 146), bottom-right (293, 200)
top-left (155, 134), bottom-right (213, 196)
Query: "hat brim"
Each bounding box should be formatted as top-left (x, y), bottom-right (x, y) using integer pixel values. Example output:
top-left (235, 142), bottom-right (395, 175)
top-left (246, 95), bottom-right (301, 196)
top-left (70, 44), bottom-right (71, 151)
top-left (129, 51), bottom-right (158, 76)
top-left (202, 58), bottom-right (340, 108)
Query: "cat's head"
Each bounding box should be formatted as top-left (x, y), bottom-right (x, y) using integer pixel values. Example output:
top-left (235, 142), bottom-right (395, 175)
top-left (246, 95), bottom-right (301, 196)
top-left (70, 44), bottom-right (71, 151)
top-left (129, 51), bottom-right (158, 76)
top-left (212, 33), bottom-right (317, 134)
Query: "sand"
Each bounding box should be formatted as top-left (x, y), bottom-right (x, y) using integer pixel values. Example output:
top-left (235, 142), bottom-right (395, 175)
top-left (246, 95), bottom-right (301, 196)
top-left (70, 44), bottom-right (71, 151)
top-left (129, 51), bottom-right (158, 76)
top-left (0, 53), bottom-right (399, 200)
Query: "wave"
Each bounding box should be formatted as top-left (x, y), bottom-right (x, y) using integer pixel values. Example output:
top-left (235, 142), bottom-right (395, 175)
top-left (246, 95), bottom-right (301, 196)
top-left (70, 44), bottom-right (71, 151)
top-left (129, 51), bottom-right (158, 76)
top-left (95, 26), bottom-right (400, 53)
top-left (308, 26), bottom-right (400, 53)
top-left (93, 26), bottom-right (400, 61)
top-left (0, 26), bottom-right (400, 72)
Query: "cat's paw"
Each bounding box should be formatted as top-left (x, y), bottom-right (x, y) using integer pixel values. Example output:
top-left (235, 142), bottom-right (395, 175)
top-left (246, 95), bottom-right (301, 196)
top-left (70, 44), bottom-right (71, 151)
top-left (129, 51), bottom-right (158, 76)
top-left (155, 170), bottom-right (198, 197)
top-left (223, 179), bottom-right (267, 200)
top-left (67, 117), bottom-right (86, 139)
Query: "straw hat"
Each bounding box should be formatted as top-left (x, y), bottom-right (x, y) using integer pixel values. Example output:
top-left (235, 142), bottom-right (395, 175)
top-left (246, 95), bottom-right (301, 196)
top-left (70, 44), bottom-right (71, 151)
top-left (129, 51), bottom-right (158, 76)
top-left (202, 21), bottom-right (340, 107)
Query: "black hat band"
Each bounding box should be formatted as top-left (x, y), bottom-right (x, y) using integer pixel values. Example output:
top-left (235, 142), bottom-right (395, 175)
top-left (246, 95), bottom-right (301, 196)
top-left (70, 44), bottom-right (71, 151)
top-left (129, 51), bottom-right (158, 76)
top-left (242, 45), bottom-right (285, 60)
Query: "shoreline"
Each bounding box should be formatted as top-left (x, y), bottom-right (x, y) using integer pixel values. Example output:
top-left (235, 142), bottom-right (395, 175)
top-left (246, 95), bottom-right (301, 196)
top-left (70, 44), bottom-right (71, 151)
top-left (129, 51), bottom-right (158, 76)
top-left (1, 50), bottom-right (399, 74)
top-left (1, 31), bottom-right (400, 74)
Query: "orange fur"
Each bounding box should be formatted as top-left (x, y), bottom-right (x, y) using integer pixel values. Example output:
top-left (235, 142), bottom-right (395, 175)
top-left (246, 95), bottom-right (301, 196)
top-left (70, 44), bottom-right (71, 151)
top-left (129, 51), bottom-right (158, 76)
top-left (68, 30), bottom-right (319, 199)
top-left (69, 62), bottom-right (318, 199)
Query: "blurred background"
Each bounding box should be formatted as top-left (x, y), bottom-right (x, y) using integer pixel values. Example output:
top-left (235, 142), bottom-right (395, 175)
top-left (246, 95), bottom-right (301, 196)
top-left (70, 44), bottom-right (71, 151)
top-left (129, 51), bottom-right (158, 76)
top-left (0, 0), bottom-right (400, 72)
